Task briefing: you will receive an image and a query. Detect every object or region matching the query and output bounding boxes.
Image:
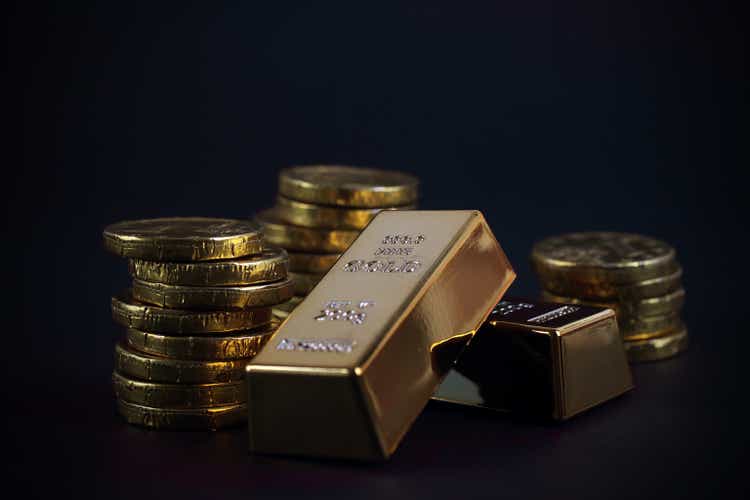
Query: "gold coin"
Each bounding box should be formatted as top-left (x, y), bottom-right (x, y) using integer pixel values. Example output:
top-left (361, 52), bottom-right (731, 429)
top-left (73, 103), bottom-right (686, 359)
top-left (624, 324), bottom-right (688, 363)
top-left (289, 271), bottom-right (324, 295)
top-left (103, 217), bottom-right (264, 261)
top-left (619, 313), bottom-right (683, 341)
top-left (125, 321), bottom-right (277, 360)
top-left (275, 196), bottom-right (414, 229)
top-left (287, 251), bottom-right (341, 273)
top-left (116, 399), bottom-right (246, 430)
top-left (128, 247), bottom-right (288, 286)
top-left (112, 292), bottom-right (272, 334)
top-left (278, 165), bottom-right (419, 208)
top-left (615, 265), bottom-right (683, 300)
top-left (114, 342), bottom-right (249, 384)
top-left (131, 277), bottom-right (294, 310)
top-left (112, 371), bottom-right (246, 408)
top-left (272, 296), bottom-right (304, 320)
top-left (532, 232), bottom-right (677, 299)
top-left (256, 209), bottom-right (359, 253)
top-left (541, 288), bottom-right (685, 318)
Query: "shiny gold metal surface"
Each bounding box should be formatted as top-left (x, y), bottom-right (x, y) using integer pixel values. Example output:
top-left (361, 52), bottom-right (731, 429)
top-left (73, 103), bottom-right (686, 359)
top-left (541, 288), bottom-right (685, 319)
top-left (620, 312), bottom-right (683, 341)
top-left (434, 298), bottom-right (633, 420)
top-left (272, 296), bottom-right (304, 320)
top-left (125, 322), bottom-right (277, 360)
top-left (131, 277), bottom-right (294, 310)
top-left (111, 292), bottom-right (272, 333)
top-left (112, 371), bottom-right (246, 408)
top-left (278, 165), bottom-right (419, 208)
top-left (256, 209), bottom-right (360, 253)
top-left (247, 210), bottom-right (515, 460)
top-left (289, 271), bottom-right (324, 296)
top-left (128, 247), bottom-right (288, 286)
top-left (532, 232), bottom-right (677, 299)
top-left (114, 342), bottom-right (249, 384)
top-left (624, 324), bottom-right (689, 362)
top-left (287, 252), bottom-right (341, 273)
top-left (116, 399), bottom-right (246, 430)
top-left (103, 217), bottom-right (264, 261)
top-left (275, 196), bottom-right (415, 229)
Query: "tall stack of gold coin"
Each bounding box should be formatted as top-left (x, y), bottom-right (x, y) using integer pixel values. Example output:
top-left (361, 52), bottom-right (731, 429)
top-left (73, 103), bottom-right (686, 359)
top-left (103, 217), bottom-right (293, 430)
top-left (255, 165), bottom-right (419, 319)
top-left (531, 232), bottom-right (688, 362)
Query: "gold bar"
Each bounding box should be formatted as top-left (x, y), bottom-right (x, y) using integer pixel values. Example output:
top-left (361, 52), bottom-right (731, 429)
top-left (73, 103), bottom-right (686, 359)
top-left (247, 210), bottom-right (515, 460)
top-left (434, 297), bottom-right (633, 420)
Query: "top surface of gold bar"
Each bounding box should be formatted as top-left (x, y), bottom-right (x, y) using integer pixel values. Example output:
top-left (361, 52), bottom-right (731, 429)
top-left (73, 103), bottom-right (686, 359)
top-left (487, 299), bottom-right (614, 335)
top-left (247, 210), bottom-right (515, 460)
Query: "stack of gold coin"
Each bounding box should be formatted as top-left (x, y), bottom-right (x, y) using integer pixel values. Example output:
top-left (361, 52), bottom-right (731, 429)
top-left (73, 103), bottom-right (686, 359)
top-left (531, 232), bottom-right (688, 363)
top-left (103, 217), bottom-right (293, 430)
top-left (255, 165), bottom-right (419, 318)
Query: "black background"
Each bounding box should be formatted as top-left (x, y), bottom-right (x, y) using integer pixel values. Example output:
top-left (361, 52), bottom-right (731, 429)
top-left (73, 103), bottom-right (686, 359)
top-left (7, 1), bottom-right (747, 499)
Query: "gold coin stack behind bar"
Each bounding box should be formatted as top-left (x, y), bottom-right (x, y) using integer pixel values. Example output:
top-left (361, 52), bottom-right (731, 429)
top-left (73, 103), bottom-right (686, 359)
top-left (254, 165), bottom-right (420, 318)
top-left (531, 232), bottom-right (688, 362)
top-left (103, 217), bottom-right (293, 430)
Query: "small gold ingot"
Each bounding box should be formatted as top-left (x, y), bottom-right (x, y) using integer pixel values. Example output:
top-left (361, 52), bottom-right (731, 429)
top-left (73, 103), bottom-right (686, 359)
top-left (114, 342), bottom-right (249, 384)
top-left (287, 252), bottom-right (341, 273)
top-left (111, 292), bottom-right (272, 334)
top-left (257, 209), bottom-right (360, 253)
top-left (289, 271), bottom-right (324, 296)
top-left (125, 322), bottom-right (277, 360)
top-left (116, 399), bottom-right (246, 430)
top-left (128, 247), bottom-right (288, 286)
top-left (247, 210), bottom-right (515, 460)
top-left (131, 277), bottom-right (294, 310)
top-left (278, 165), bottom-right (418, 208)
top-left (103, 217), bottom-right (263, 261)
top-left (624, 324), bottom-right (688, 362)
top-left (434, 297), bottom-right (633, 420)
top-left (112, 371), bottom-right (246, 408)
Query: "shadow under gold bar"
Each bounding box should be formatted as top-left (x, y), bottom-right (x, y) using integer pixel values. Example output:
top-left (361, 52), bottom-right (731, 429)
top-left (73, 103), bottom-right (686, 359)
top-left (247, 210), bottom-right (515, 460)
top-left (434, 297), bottom-right (634, 420)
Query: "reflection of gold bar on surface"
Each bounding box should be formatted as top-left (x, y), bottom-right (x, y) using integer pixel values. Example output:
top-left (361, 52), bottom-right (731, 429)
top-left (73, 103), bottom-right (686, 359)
top-left (247, 210), bottom-right (515, 460)
top-left (434, 297), bottom-right (633, 420)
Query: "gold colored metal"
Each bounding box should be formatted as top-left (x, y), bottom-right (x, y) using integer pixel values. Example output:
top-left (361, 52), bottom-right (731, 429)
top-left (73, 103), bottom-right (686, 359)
top-left (247, 210), bottom-right (515, 460)
top-left (256, 209), bottom-right (360, 253)
top-left (116, 399), bottom-right (246, 430)
top-left (275, 196), bottom-right (415, 229)
top-left (289, 271), bottom-right (324, 296)
top-left (620, 313), bottom-right (683, 341)
top-left (112, 371), bottom-right (246, 408)
top-left (128, 247), bottom-right (288, 286)
top-left (541, 288), bottom-right (685, 319)
top-left (125, 321), bottom-right (278, 360)
top-left (111, 292), bottom-right (272, 334)
top-left (532, 232), bottom-right (677, 299)
top-left (103, 217), bottom-right (264, 261)
top-left (114, 342), bottom-right (249, 384)
top-left (288, 252), bottom-right (341, 273)
top-left (131, 277), bottom-right (294, 310)
top-left (272, 296), bottom-right (304, 320)
top-left (278, 165), bottom-right (419, 208)
top-left (434, 297), bottom-right (634, 420)
top-left (624, 324), bottom-right (689, 362)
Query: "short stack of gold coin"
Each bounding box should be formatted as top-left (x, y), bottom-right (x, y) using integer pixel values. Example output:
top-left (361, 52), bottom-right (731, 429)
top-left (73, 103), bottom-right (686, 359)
top-left (531, 232), bottom-right (688, 362)
top-left (255, 165), bottom-right (419, 318)
top-left (103, 217), bottom-right (293, 430)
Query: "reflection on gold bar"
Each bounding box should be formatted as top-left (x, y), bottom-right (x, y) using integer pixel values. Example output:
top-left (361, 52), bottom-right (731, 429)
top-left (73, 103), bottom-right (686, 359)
top-left (247, 210), bottom-right (515, 460)
top-left (434, 297), bottom-right (633, 420)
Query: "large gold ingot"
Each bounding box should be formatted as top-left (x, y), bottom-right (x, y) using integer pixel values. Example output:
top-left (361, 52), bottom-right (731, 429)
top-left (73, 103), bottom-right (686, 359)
top-left (247, 210), bottom-right (515, 460)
